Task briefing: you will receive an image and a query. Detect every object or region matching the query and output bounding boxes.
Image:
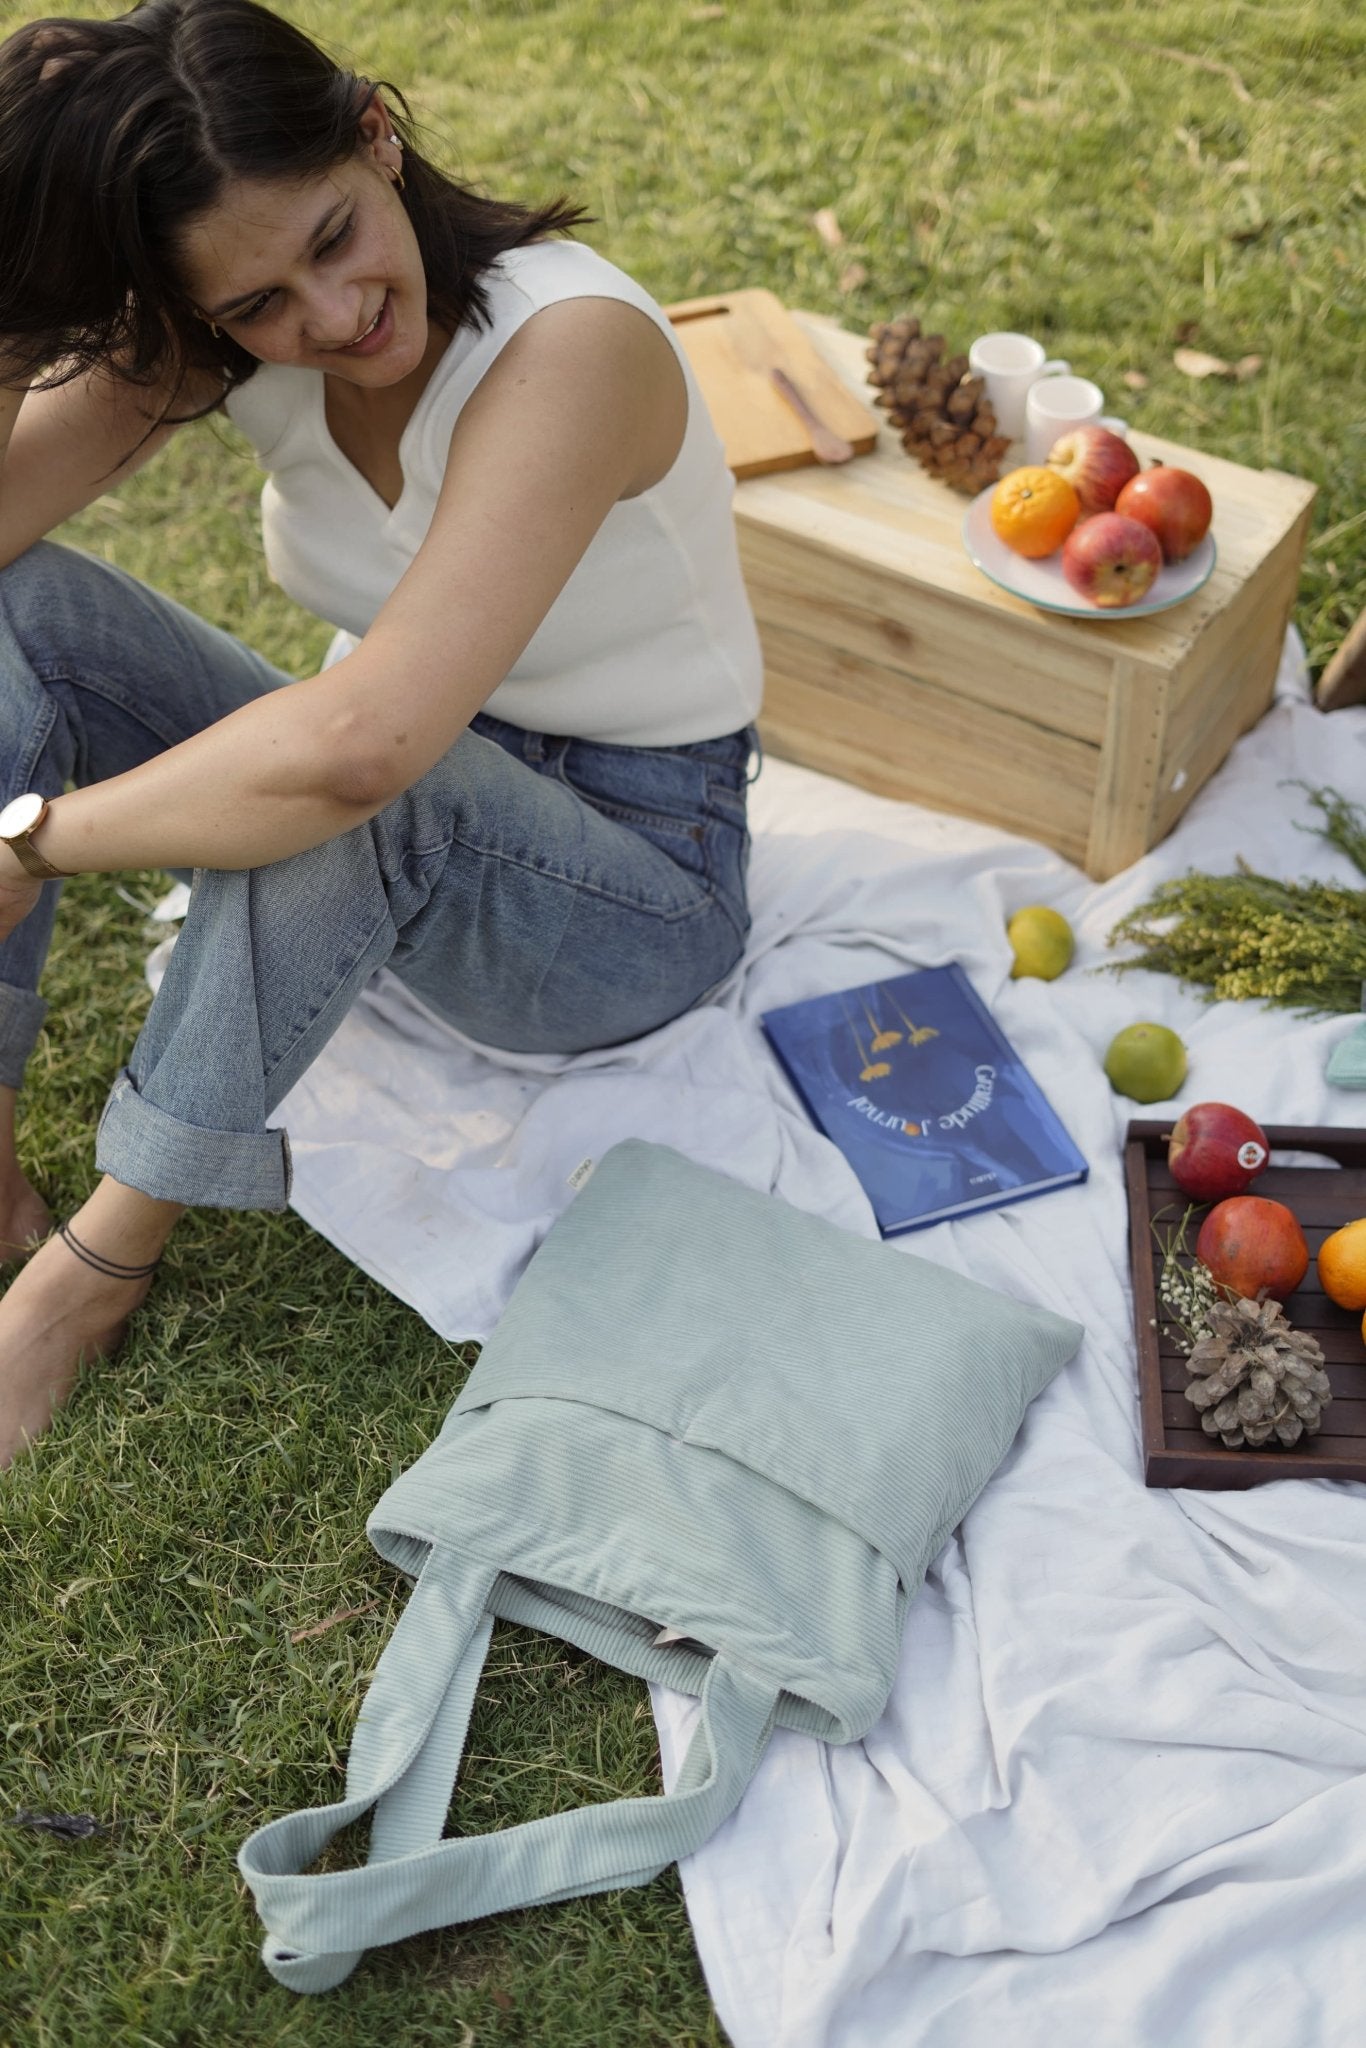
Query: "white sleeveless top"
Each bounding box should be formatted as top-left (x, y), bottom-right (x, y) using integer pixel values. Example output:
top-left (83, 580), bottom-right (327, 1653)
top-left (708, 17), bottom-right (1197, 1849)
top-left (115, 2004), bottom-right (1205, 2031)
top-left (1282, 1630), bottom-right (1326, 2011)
top-left (223, 241), bottom-right (763, 746)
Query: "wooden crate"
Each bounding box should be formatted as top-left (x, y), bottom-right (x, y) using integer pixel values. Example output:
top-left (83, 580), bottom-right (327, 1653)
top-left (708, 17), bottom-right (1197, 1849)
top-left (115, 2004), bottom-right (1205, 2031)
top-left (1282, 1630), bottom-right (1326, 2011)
top-left (732, 317), bottom-right (1317, 879)
top-left (1124, 1120), bottom-right (1366, 1490)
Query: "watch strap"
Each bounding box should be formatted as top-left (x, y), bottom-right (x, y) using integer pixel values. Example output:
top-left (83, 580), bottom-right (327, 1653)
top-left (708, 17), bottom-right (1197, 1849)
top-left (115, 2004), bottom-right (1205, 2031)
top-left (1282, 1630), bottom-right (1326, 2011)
top-left (2, 799), bottom-right (71, 881)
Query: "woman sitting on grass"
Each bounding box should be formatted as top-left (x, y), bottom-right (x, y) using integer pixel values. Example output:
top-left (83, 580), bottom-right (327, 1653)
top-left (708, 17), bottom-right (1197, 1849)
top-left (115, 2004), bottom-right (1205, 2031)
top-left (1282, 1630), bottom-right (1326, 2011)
top-left (0, 0), bottom-right (761, 1463)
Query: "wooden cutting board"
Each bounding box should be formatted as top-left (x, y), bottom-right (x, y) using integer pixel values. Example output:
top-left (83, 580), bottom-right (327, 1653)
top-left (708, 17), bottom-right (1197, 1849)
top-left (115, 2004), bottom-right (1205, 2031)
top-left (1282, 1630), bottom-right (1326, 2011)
top-left (665, 287), bottom-right (881, 478)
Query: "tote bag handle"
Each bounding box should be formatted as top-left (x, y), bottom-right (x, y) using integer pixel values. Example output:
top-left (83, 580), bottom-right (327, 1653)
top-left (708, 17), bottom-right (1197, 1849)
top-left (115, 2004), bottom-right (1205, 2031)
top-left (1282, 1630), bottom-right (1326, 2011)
top-left (238, 1542), bottom-right (780, 1993)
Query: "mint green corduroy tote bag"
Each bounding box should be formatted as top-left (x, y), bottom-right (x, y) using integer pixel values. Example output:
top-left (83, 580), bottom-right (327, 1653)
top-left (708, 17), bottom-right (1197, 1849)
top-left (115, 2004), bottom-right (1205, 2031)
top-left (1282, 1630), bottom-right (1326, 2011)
top-left (238, 1141), bottom-right (1083, 1992)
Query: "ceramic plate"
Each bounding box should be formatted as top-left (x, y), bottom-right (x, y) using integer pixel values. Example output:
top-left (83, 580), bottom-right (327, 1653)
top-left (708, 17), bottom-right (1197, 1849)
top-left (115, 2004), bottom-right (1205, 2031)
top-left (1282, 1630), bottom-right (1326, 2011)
top-left (961, 487), bottom-right (1216, 619)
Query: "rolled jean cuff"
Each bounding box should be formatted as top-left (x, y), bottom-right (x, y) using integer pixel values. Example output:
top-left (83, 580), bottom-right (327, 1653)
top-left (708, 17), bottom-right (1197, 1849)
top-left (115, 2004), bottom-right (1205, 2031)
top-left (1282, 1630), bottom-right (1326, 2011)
top-left (0, 983), bottom-right (49, 1091)
top-left (95, 1069), bottom-right (293, 1210)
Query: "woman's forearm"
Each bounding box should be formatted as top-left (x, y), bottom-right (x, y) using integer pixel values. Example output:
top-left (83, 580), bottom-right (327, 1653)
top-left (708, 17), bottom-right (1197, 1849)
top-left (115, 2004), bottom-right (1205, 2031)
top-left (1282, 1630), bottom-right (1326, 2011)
top-left (26, 667), bottom-right (394, 879)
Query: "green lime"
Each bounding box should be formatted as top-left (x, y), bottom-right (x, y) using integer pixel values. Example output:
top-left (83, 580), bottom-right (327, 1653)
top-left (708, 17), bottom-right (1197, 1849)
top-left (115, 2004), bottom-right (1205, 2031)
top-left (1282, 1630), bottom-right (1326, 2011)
top-left (1103, 1021), bottom-right (1188, 1103)
top-left (1007, 905), bottom-right (1075, 981)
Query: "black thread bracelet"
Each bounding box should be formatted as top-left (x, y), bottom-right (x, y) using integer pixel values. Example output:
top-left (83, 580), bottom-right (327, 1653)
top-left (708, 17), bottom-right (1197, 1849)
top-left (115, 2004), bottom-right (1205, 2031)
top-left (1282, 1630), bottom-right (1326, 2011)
top-left (57, 1221), bottom-right (161, 1280)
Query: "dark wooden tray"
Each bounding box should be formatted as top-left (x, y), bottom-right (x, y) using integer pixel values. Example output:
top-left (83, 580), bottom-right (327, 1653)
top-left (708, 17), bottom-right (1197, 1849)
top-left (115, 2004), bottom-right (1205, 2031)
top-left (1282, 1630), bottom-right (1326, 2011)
top-left (1125, 1121), bottom-right (1366, 1489)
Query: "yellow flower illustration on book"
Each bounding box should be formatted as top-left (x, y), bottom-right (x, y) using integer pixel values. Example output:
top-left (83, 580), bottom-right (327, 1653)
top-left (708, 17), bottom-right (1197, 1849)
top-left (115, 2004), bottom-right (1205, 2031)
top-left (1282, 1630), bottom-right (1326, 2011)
top-left (886, 989), bottom-right (939, 1049)
top-left (844, 988), bottom-right (939, 1082)
top-left (842, 998), bottom-right (891, 1081)
top-left (861, 997), bottom-right (902, 1054)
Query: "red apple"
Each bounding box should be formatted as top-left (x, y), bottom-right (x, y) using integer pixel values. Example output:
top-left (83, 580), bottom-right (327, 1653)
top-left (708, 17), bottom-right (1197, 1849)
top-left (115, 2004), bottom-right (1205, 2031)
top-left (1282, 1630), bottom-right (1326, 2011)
top-left (1196, 1195), bottom-right (1309, 1302)
top-left (1046, 425), bottom-right (1141, 516)
top-left (1168, 1102), bottom-right (1270, 1203)
top-left (1061, 513), bottom-right (1162, 608)
top-left (1114, 465), bottom-right (1213, 562)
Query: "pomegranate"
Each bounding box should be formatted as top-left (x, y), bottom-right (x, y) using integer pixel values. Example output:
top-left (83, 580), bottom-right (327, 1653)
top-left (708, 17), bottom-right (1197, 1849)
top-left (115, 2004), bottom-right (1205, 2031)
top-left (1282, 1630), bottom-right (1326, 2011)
top-left (1195, 1196), bottom-right (1309, 1302)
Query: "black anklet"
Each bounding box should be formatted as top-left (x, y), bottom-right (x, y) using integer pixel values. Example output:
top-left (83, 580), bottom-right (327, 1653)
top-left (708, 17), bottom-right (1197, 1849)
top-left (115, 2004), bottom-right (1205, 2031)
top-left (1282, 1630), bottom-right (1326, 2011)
top-left (57, 1222), bottom-right (162, 1281)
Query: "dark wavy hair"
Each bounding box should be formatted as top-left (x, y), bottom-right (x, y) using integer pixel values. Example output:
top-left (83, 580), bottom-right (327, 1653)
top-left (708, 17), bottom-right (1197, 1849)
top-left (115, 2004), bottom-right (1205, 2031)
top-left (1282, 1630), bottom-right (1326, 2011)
top-left (0, 0), bottom-right (590, 409)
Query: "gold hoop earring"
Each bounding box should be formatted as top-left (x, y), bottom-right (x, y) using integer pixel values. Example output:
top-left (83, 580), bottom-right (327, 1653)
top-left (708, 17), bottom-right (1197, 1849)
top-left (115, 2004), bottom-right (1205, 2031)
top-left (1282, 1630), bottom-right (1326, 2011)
top-left (386, 132), bottom-right (405, 191)
top-left (210, 321), bottom-right (222, 339)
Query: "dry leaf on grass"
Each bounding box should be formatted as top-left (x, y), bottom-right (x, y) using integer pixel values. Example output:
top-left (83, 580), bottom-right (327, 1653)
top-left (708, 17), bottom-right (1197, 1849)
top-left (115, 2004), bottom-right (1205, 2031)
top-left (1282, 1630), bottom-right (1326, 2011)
top-left (1173, 347), bottom-right (1229, 378)
top-left (812, 206), bottom-right (844, 249)
top-left (1174, 347), bottom-right (1264, 381)
top-left (1122, 369), bottom-right (1150, 390)
top-left (289, 1598), bottom-right (379, 1644)
top-left (838, 261), bottom-right (868, 293)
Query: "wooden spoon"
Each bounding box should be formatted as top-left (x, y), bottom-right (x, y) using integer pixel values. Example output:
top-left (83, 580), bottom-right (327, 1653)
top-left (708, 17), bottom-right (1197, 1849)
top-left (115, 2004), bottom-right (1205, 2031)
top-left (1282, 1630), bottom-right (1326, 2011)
top-left (769, 367), bottom-right (856, 465)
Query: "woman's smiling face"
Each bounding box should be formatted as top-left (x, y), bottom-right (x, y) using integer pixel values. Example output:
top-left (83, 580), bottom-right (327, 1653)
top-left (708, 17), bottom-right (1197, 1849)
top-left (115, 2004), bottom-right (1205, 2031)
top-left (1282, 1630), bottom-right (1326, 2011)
top-left (177, 112), bottom-right (430, 383)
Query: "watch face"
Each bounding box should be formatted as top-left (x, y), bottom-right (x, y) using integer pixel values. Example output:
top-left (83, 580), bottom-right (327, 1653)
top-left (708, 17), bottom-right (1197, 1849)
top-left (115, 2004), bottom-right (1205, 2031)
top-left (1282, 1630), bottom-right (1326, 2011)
top-left (0, 791), bottom-right (44, 841)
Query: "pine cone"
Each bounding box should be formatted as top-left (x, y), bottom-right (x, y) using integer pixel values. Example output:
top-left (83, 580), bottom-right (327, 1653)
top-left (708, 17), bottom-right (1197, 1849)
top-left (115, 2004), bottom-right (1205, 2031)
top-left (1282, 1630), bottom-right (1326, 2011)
top-left (1183, 1296), bottom-right (1332, 1449)
top-left (865, 315), bottom-right (1010, 493)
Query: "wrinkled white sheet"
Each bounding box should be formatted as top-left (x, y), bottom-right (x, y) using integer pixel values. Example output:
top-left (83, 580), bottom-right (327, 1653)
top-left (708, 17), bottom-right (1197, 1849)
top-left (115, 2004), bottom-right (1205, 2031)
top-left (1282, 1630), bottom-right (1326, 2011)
top-left (279, 633), bottom-right (1366, 2048)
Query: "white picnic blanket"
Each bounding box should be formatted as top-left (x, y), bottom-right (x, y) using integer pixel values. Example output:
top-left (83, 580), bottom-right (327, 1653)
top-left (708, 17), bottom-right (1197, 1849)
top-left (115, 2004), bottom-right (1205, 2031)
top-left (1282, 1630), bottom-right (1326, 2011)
top-left (277, 632), bottom-right (1366, 2048)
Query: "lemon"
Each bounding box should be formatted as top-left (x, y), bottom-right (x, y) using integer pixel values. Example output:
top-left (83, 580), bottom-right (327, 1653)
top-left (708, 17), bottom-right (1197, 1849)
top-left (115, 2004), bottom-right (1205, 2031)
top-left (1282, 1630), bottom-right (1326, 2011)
top-left (1007, 905), bottom-right (1075, 981)
top-left (1103, 1021), bottom-right (1188, 1103)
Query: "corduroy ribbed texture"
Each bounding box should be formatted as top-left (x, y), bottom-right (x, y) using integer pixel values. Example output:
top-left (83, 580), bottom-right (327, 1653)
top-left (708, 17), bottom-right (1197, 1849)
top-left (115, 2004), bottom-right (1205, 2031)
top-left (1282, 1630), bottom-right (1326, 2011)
top-left (1326, 1019), bottom-right (1366, 1088)
top-left (239, 1142), bottom-right (1083, 1990)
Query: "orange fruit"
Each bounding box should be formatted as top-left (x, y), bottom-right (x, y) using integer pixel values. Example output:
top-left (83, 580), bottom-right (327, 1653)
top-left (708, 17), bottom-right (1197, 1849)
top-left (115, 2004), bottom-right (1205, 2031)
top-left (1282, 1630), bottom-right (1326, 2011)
top-left (1317, 1217), bottom-right (1366, 1310)
top-left (989, 466), bottom-right (1082, 558)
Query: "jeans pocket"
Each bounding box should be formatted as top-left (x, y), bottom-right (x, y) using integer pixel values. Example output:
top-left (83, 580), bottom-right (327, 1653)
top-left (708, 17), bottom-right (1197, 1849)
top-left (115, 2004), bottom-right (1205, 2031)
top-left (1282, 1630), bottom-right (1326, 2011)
top-left (558, 740), bottom-right (711, 842)
top-left (551, 733), bottom-right (753, 941)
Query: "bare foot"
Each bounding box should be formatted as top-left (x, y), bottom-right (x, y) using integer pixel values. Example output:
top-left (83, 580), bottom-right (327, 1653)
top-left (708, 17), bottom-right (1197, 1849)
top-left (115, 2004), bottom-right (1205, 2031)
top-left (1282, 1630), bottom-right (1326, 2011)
top-left (0, 1169), bottom-right (53, 1264)
top-left (0, 1229), bottom-right (159, 1467)
top-left (0, 1175), bottom-right (182, 1468)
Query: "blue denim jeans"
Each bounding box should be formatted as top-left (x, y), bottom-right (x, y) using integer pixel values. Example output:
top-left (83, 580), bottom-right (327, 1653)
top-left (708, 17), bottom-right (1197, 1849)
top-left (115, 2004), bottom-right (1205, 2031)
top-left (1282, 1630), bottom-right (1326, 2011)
top-left (0, 543), bottom-right (754, 1209)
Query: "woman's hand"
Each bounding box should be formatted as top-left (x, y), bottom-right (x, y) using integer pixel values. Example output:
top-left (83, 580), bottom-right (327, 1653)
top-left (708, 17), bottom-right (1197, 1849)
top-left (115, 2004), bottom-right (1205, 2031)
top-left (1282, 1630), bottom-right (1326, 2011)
top-left (0, 865), bottom-right (43, 943)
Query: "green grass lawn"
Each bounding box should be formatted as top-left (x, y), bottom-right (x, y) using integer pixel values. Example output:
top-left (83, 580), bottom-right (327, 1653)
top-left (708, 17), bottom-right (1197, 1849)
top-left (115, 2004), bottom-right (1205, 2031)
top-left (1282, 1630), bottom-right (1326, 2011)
top-left (2, 3), bottom-right (1363, 2043)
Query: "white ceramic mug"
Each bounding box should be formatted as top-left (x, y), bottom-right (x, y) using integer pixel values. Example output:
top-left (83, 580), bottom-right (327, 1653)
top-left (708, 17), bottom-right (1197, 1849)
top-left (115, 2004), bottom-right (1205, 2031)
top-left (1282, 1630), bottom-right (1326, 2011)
top-left (1024, 375), bottom-right (1127, 466)
top-left (967, 332), bottom-right (1070, 441)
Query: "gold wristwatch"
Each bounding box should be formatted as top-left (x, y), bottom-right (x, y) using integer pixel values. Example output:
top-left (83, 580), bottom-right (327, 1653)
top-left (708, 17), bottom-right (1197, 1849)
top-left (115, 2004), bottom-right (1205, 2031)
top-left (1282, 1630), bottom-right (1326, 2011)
top-left (0, 792), bottom-right (72, 880)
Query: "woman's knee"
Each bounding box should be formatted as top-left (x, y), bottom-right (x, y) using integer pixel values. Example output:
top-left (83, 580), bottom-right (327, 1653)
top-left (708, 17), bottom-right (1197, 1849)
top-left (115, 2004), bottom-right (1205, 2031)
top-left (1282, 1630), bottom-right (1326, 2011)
top-left (1, 545), bottom-right (289, 783)
top-left (0, 543), bottom-right (137, 738)
top-left (0, 540), bottom-right (98, 649)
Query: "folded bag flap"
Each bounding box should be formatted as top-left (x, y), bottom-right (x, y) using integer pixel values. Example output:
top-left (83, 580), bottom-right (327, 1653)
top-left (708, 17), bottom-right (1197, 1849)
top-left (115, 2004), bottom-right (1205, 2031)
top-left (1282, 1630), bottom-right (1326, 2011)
top-left (439, 1142), bottom-right (1084, 1598)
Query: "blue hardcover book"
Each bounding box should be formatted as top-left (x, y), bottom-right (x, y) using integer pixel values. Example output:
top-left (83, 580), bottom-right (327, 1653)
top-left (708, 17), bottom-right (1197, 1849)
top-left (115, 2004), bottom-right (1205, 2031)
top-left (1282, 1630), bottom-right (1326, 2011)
top-left (761, 962), bottom-right (1088, 1233)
